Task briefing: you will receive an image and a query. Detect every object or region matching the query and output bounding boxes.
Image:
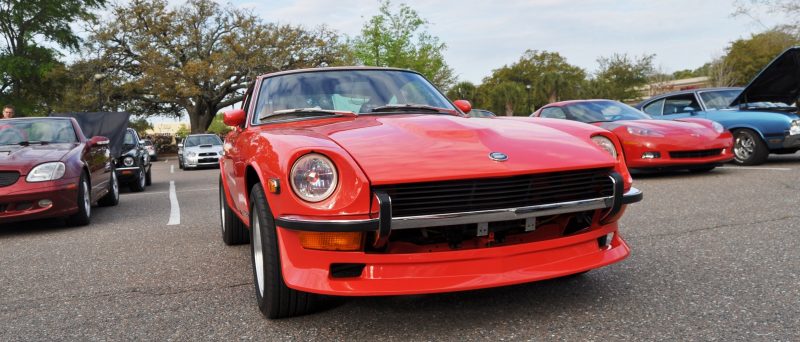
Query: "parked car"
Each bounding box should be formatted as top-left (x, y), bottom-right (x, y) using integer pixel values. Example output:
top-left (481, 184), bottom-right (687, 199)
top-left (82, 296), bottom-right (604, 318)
top-left (635, 47), bottom-right (800, 165)
top-left (532, 100), bottom-right (734, 172)
top-left (218, 67), bottom-right (642, 318)
top-left (0, 117), bottom-right (119, 226)
top-left (142, 139), bottom-right (157, 161)
top-left (468, 108), bottom-right (496, 118)
top-left (116, 128), bottom-right (152, 191)
top-left (178, 134), bottom-right (223, 170)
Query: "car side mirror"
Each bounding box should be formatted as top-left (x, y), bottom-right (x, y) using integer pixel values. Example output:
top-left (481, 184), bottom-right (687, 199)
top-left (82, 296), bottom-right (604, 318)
top-left (453, 100), bottom-right (472, 114)
top-left (224, 109), bottom-right (246, 127)
top-left (89, 136), bottom-right (110, 146)
top-left (177, 143), bottom-right (183, 148)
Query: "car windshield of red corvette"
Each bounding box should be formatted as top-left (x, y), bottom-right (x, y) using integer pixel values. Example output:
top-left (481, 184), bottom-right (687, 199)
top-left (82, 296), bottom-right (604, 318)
top-left (563, 101), bottom-right (651, 123)
top-left (254, 70), bottom-right (455, 122)
top-left (0, 118), bottom-right (77, 145)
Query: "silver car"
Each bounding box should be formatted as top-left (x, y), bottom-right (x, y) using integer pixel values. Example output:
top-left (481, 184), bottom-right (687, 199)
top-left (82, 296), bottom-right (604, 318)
top-left (178, 134), bottom-right (223, 170)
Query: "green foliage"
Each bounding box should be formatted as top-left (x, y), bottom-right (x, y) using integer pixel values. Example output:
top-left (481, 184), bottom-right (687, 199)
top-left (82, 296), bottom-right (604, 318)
top-left (446, 81), bottom-right (477, 102)
top-left (175, 126), bottom-right (190, 140)
top-left (353, 1), bottom-right (455, 89)
top-left (128, 117), bottom-right (153, 138)
top-left (590, 54), bottom-right (655, 101)
top-left (88, 0), bottom-right (351, 133)
top-left (477, 50), bottom-right (587, 115)
top-left (0, 0), bottom-right (106, 116)
top-left (722, 29), bottom-right (799, 86)
top-left (207, 113), bottom-right (232, 136)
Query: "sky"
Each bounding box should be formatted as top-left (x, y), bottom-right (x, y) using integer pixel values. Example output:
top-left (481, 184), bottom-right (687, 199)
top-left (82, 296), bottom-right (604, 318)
top-left (230, 0), bottom-right (780, 84)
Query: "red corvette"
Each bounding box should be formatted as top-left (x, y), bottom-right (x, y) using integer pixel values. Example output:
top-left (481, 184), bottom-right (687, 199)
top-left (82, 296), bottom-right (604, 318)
top-left (218, 67), bottom-right (642, 318)
top-left (0, 117), bottom-right (120, 226)
top-left (532, 100), bottom-right (734, 172)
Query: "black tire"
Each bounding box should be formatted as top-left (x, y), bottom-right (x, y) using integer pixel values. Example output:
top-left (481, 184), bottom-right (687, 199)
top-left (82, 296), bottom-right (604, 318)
top-left (129, 166), bottom-right (146, 192)
top-left (66, 172), bottom-right (91, 226)
top-left (145, 166), bottom-right (152, 186)
top-left (220, 176), bottom-right (248, 245)
top-left (732, 129), bottom-right (769, 165)
top-left (98, 169), bottom-right (119, 207)
top-left (178, 160), bottom-right (184, 169)
top-left (249, 183), bottom-right (317, 319)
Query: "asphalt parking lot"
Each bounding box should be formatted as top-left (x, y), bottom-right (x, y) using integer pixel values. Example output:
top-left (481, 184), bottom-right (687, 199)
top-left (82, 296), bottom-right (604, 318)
top-left (2, 156), bottom-right (799, 341)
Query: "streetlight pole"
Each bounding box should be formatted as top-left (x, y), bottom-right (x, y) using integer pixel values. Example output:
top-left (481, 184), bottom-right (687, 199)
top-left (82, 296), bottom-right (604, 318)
top-left (94, 73), bottom-right (107, 112)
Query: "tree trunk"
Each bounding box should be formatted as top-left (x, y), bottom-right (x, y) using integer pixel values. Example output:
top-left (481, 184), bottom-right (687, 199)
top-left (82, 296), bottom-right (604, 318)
top-left (505, 101), bottom-right (514, 116)
top-left (188, 100), bottom-right (216, 133)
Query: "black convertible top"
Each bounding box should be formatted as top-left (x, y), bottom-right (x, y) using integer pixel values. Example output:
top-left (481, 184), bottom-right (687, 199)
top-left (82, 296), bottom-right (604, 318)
top-left (50, 112), bottom-right (131, 158)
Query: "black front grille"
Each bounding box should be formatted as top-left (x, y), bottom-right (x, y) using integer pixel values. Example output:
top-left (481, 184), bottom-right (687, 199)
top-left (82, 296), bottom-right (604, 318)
top-left (669, 149), bottom-right (722, 159)
top-left (199, 158), bottom-right (219, 163)
top-left (199, 152), bottom-right (217, 157)
top-left (0, 171), bottom-right (20, 187)
top-left (375, 168), bottom-right (614, 217)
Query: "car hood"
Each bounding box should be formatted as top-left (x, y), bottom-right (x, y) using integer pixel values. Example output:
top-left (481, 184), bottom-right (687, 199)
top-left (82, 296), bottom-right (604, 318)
top-left (731, 46), bottom-right (800, 107)
top-left (301, 115), bottom-right (617, 185)
top-left (0, 143), bottom-right (77, 174)
top-left (184, 145), bottom-right (223, 153)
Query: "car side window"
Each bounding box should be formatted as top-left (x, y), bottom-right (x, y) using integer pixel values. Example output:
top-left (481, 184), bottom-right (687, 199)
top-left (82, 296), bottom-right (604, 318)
top-left (540, 107), bottom-right (567, 119)
top-left (643, 99), bottom-right (665, 116)
top-left (662, 94), bottom-right (702, 115)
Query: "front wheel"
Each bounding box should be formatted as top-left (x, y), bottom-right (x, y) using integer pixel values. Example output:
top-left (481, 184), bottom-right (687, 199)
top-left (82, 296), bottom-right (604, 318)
top-left (145, 166), bottom-right (152, 186)
top-left (250, 183), bottom-right (317, 319)
top-left (733, 129), bottom-right (769, 165)
top-left (98, 169), bottom-right (119, 207)
top-left (66, 172), bottom-right (91, 226)
top-left (129, 166), bottom-right (146, 192)
top-left (220, 176), bottom-right (248, 245)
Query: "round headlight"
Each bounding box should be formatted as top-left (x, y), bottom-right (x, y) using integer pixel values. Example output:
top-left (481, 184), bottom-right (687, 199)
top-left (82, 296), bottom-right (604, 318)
top-left (712, 121), bottom-right (725, 134)
top-left (290, 153), bottom-right (338, 202)
top-left (790, 120), bottom-right (800, 135)
top-left (26, 162), bottom-right (66, 182)
top-left (591, 135), bottom-right (618, 159)
top-left (123, 156), bottom-right (135, 167)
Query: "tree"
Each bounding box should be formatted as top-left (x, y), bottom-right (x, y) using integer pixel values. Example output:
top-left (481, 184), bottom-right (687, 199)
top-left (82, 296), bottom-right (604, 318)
top-left (0, 0), bottom-right (106, 116)
top-left (88, 0), bottom-right (352, 133)
top-left (207, 113), bottom-right (231, 136)
top-left (446, 81), bottom-right (477, 102)
top-left (128, 116), bottom-right (153, 138)
top-left (721, 29), bottom-right (798, 86)
top-left (591, 53), bottom-right (655, 101)
top-left (353, 1), bottom-right (456, 88)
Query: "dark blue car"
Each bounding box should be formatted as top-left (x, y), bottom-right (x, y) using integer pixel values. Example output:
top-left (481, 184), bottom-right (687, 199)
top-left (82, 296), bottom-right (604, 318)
top-left (636, 47), bottom-right (800, 165)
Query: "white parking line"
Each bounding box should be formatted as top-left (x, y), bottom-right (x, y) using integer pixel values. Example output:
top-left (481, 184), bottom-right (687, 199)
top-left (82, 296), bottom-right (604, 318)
top-left (170, 165), bottom-right (174, 174)
top-left (718, 166), bottom-right (792, 171)
top-left (168, 181), bottom-right (180, 225)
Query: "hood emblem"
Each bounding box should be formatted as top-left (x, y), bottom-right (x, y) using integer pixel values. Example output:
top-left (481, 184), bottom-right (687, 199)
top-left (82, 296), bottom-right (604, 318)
top-left (489, 152), bottom-right (508, 162)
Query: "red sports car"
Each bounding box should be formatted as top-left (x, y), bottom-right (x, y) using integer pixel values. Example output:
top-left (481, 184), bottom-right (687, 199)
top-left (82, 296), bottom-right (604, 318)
top-left (532, 100), bottom-right (734, 172)
top-left (219, 67), bottom-right (642, 318)
top-left (0, 117), bottom-right (119, 226)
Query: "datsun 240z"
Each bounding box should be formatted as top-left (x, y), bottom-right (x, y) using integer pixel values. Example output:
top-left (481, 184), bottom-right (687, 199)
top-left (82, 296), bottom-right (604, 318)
top-left (217, 67), bottom-right (643, 318)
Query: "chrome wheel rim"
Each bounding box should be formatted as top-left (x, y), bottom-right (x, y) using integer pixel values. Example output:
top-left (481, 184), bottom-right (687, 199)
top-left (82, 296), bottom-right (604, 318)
top-left (252, 211), bottom-right (264, 296)
top-left (138, 168), bottom-right (146, 188)
top-left (111, 172), bottom-right (119, 200)
top-left (734, 135), bottom-right (754, 161)
top-left (82, 180), bottom-right (90, 217)
top-left (219, 188), bottom-right (226, 233)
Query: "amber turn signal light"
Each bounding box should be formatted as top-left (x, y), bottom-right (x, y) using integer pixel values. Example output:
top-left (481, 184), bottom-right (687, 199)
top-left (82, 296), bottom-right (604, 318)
top-left (299, 232), bottom-right (363, 251)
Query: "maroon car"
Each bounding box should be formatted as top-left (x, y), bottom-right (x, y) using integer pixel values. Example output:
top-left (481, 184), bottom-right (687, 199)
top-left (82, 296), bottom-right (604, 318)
top-left (0, 117), bottom-right (119, 226)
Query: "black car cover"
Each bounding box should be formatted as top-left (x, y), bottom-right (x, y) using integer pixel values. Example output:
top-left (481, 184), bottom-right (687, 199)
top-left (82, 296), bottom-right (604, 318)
top-left (50, 112), bottom-right (131, 158)
top-left (730, 46), bottom-right (800, 107)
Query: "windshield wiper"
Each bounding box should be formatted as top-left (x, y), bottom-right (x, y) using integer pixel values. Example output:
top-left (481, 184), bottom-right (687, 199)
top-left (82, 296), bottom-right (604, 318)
top-left (261, 108), bottom-right (356, 121)
top-left (18, 141), bottom-right (50, 146)
top-left (585, 120), bottom-right (612, 123)
top-left (369, 104), bottom-right (455, 114)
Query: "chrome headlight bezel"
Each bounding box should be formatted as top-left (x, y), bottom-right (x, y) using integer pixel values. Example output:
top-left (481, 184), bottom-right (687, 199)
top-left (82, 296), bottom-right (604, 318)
top-left (123, 156), bottom-right (135, 167)
top-left (790, 120), bottom-right (800, 135)
top-left (290, 153), bottom-right (339, 203)
top-left (26, 162), bottom-right (66, 182)
top-left (187, 151), bottom-right (197, 157)
top-left (591, 135), bottom-right (619, 159)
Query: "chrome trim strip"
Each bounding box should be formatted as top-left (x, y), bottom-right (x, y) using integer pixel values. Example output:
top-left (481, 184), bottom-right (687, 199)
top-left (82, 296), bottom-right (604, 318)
top-left (115, 167), bottom-right (140, 171)
top-left (390, 196), bottom-right (614, 230)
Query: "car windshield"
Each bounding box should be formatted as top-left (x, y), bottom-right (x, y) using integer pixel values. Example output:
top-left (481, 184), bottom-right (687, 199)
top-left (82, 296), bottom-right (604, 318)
top-left (254, 69), bottom-right (456, 122)
top-left (0, 119), bottom-right (77, 146)
top-left (700, 89), bottom-right (793, 109)
top-left (469, 109), bottom-right (496, 118)
top-left (184, 135), bottom-right (222, 147)
top-left (562, 101), bottom-right (651, 122)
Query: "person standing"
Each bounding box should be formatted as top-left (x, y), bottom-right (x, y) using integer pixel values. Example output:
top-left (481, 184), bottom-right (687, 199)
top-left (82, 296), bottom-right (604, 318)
top-left (2, 105), bottom-right (14, 118)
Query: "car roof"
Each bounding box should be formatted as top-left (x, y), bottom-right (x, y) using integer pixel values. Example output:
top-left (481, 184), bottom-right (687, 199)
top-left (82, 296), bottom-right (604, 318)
top-left (258, 66), bottom-right (422, 80)
top-left (649, 87), bottom-right (744, 98)
top-left (544, 99), bottom-right (619, 107)
top-left (186, 134), bottom-right (218, 137)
